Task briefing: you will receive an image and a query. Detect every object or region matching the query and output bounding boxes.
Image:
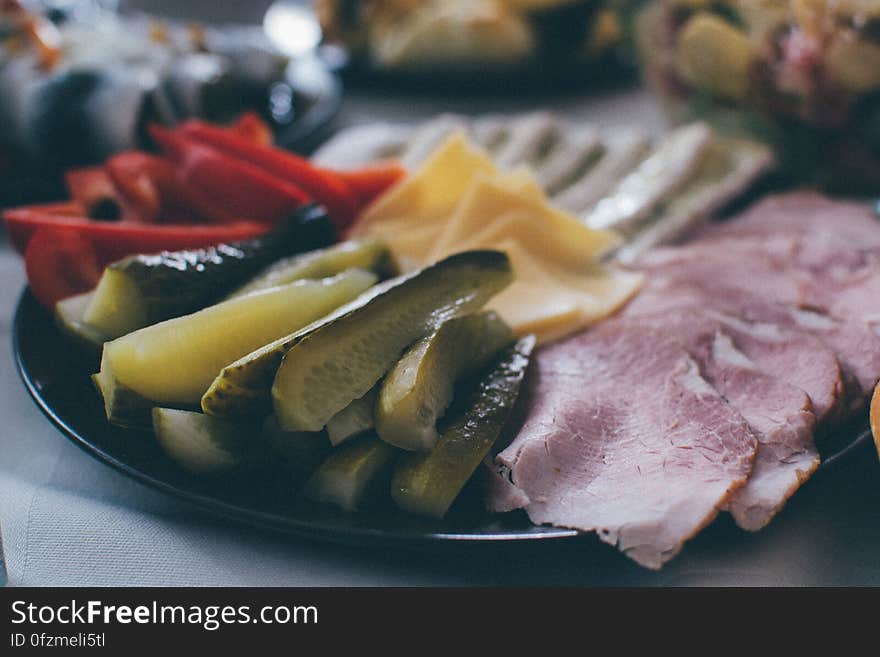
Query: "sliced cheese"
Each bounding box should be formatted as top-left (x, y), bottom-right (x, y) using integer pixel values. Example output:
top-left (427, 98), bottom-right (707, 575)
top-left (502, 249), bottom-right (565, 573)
top-left (427, 171), bottom-right (619, 264)
top-left (351, 132), bottom-right (643, 343)
top-left (485, 240), bottom-right (642, 343)
top-left (352, 131), bottom-right (498, 235)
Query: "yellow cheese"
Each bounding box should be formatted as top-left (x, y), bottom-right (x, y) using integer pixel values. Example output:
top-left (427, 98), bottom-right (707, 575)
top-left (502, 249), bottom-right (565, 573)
top-left (351, 132), bottom-right (643, 343)
top-left (427, 172), bottom-right (620, 264)
top-left (485, 240), bottom-right (643, 343)
top-left (352, 131), bottom-right (498, 236)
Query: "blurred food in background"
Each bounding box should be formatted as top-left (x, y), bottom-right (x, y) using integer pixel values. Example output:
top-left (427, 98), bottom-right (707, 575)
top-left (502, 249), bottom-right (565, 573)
top-left (316, 0), bottom-right (638, 80)
top-left (637, 0), bottom-right (880, 193)
top-left (0, 0), bottom-right (333, 205)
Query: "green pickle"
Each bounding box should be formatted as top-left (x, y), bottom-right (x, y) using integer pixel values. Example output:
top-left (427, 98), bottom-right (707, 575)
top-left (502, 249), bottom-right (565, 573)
top-left (55, 291), bottom-right (107, 351)
top-left (83, 204), bottom-right (335, 339)
top-left (262, 415), bottom-right (332, 482)
top-left (391, 336), bottom-right (535, 518)
top-left (152, 408), bottom-right (271, 475)
top-left (96, 270), bottom-right (376, 425)
top-left (326, 387), bottom-right (378, 446)
top-left (375, 311), bottom-right (514, 452)
top-left (270, 250), bottom-right (514, 432)
top-left (226, 238), bottom-right (391, 299)
top-left (304, 433), bottom-right (398, 512)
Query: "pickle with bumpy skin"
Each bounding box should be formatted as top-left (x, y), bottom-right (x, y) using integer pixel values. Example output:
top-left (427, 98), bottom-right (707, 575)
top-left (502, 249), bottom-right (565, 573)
top-left (152, 408), bottom-right (271, 475)
top-left (227, 238), bottom-right (391, 299)
top-left (96, 269), bottom-right (376, 425)
top-left (375, 311), bottom-right (514, 452)
top-left (204, 250), bottom-right (512, 422)
top-left (271, 250), bottom-right (514, 432)
top-left (304, 433), bottom-right (398, 512)
top-left (83, 204), bottom-right (335, 339)
top-left (391, 336), bottom-right (535, 518)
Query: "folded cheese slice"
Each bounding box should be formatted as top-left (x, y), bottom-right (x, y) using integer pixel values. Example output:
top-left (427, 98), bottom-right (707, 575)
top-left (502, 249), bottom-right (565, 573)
top-left (351, 132), bottom-right (642, 342)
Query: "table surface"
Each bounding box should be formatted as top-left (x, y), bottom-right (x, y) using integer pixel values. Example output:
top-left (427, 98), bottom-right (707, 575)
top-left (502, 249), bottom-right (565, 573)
top-left (2, 4), bottom-right (880, 587)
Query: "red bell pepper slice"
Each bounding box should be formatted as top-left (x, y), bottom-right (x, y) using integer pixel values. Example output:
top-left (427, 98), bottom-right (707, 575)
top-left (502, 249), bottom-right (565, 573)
top-left (226, 111), bottom-right (274, 146)
top-left (177, 120), bottom-right (360, 227)
top-left (3, 208), bottom-right (269, 259)
top-left (335, 162), bottom-right (406, 208)
top-left (150, 124), bottom-right (311, 224)
top-left (24, 227), bottom-right (103, 309)
top-left (105, 151), bottom-right (238, 224)
top-left (64, 167), bottom-right (124, 220)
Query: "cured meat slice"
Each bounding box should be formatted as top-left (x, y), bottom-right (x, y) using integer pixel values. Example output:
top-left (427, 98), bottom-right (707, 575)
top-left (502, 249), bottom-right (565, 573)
top-left (699, 191), bottom-right (880, 251)
top-left (625, 277), bottom-right (880, 407)
top-left (491, 322), bottom-right (757, 569)
top-left (630, 312), bottom-right (821, 531)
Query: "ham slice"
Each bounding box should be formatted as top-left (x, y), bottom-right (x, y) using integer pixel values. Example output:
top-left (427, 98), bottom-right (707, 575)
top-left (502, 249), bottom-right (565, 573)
top-left (491, 322), bottom-right (757, 569)
top-left (631, 311), bottom-right (824, 531)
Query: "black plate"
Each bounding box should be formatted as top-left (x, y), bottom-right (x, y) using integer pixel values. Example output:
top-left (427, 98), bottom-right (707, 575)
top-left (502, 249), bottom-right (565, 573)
top-left (12, 289), bottom-right (872, 548)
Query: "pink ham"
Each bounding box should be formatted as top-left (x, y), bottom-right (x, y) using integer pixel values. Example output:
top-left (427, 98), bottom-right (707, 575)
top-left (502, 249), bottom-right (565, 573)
top-left (490, 322), bottom-right (757, 569)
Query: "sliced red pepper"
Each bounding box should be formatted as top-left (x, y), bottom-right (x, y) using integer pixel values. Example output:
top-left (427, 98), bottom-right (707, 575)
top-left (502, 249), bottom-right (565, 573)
top-left (5, 202), bottom-right (83, 253)
top-left (150, 124), bottom-right (311, 224)
top-left (177, 120), bottom-right (360, 227)
top-left (3, 208), bottom-right (269, 260)
top-left (105, 151), bottom-right (237, 224)
top-left (24, 227), bottom-right (103, 309)
top-left (335, 162), bottom-right (406, 208)
top-left (64, 167), bottom-right (124, 221)
top-left (226, 111), bottom-right (274, 146)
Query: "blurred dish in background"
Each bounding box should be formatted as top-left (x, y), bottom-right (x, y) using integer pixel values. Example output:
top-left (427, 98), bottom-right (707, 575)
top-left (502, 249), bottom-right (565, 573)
top-left (314, 0), bottom-right (640, 89)
top-left (0, 1), bottom-right (340, 206)
top-left (637, 0), bottom-right (880, 194)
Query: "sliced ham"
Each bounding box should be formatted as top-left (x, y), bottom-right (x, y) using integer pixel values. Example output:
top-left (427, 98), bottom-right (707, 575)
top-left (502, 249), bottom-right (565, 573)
top-left (490, 322), bottom-right (757, 569)
top-left (629, 312), bottom-right (821, 531)
top-left (626, 276), bottom-right (880, 407)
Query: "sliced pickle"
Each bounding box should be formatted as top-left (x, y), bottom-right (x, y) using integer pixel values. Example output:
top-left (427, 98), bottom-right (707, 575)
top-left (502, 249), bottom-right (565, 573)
top-left (92, 371), bottom-right (154, 428)
top-left (375, 311), bottom-right (514, 452)
top-left (96, 270), bottom-right (376, 424)
top-left (262, 415), bottom-right (332, 482)
top-left (303, 433), bottom-right (398, 512)
top-left (227, 238), bottom-right (391, 299)
top-left (391, 336), bottom-right (535, 518)
top-left (270, 250), bottom-right (514, 432)
top-left (83, 205), bottom-right (334, 339)
top-left (326, 387), bottom-right (377, 446)
top-left (203, 250), bottom-right (511, 421)
top-left (55, 291), bottom-right (107, 351)
top-left (152, 408), bottom-right (271, 475)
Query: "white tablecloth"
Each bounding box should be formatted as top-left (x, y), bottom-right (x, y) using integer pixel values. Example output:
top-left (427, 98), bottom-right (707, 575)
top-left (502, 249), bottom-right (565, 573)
top-left (3, 88), bottom-right (880, 586)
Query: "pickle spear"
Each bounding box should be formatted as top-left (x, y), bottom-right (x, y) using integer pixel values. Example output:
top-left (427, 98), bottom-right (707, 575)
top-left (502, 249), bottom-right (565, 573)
top-left (304, 433), bottom-right (398, 512)
top-left (204, 250), bottom-right (512, 422)
top-left (326, 387), bottom-right (377, 446)
top-left (83, 204), bottom-right (335, 339)
top-left (262, 415), bottom-right (332, 482)
top-left (391, 336), bottom-right (535, 518)
top-left (227, 238), bottom-right (391, 299)
top-left (55, 291), bottom-right (108, 351)
top-left (96, 269), bottom-right (376, 426)
top-left (272, 250), bottom-right (514, 432)
top-left (152, 408), bottom-right (271, 475)
top-left (376, 311), bottom-right (514, 452)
